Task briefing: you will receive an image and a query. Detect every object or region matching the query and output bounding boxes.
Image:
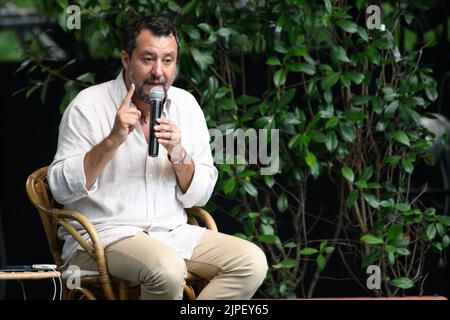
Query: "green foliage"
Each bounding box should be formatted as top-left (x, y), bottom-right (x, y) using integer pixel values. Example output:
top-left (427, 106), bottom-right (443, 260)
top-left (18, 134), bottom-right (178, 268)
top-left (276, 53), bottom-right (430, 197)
top-left (19, 0), bottom-right (448, 298)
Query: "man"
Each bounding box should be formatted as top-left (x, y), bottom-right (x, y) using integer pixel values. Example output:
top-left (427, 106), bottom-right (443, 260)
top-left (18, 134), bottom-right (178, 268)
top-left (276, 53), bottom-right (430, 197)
top-left (48, 16), bottom-right (268, 300)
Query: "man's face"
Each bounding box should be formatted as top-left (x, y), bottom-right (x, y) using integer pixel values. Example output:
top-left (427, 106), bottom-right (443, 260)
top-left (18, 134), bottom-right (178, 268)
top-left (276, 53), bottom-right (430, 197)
top-left (122, 29), bottom-right (178, 104)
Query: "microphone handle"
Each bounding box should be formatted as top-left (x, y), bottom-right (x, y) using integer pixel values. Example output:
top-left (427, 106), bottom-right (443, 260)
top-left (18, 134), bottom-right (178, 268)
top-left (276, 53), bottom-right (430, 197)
top-left (149, 100), bottom-right (162, 157)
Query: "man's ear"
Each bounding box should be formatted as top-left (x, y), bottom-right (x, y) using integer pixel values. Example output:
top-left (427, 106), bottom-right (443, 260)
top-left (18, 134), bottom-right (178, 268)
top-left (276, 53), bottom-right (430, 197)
top-left (121, 50), bottom-right (130, 70)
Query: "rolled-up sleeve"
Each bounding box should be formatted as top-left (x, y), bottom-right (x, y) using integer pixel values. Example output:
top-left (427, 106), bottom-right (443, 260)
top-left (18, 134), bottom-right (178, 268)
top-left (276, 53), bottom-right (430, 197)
top-left (176, 99), bottom-right (218, 208)
top-left (48, 101), bottom-right (101, 204)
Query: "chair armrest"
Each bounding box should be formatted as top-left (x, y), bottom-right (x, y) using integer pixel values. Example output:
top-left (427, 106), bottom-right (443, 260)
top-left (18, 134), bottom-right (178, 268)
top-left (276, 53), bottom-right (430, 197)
top-left (186, 207), bottom-right (218, 232)
top-left (38, 207), bottom-right (116, 299)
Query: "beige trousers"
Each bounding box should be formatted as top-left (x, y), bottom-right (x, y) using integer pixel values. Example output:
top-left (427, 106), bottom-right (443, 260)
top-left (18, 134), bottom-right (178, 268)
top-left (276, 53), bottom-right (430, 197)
top-left (67, 229), bottom-right (268, 300)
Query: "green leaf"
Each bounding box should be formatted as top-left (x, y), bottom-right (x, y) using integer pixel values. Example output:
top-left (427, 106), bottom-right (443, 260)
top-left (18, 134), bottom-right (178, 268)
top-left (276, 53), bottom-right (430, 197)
top-left (356, 26), bottom-right (369, 41)
top-left (396, 248), bottom-right (411, 256)
top-left (264, 175), bottom-right (275, 188)
top-left (273, 69), bottom-right (287, 87)
top-left (274, 40), bottom-right (288, 54)
top-left (390, 278), bottom-right (414, 289)
top-left (324, 0), bottom-right (332, 13)
top-left (242, 180), bottom-right (258, 198)
top-left (401, 158), bottom-right (414, 174)
top-left (267, 56), bottom-right (281, 66)
top-left (426, 224), bottom-right (436, 240)
top-left (325, 131), bottom-right (338, 152)
top-left (258, 234), bottom-right (278, 244)
top-left (388, 252), bottom-right (395, 265)
top-left (345, 72), bottom-right (364, 84)
top-left (217, 28), bottom-right (231, 37)
top-left (183, 25), bottom-right (201, 40)
top-left (320, 240), bottom-right (327, 252)
top-left (351, 95), bottom-right (371, 106)
top-left (425, 86), bottom-right (438, 101)
top-left (190, 48), bottom-right (214, 70)
top-left (341, 166), bottom-right (354, 182)
top-left (305, 152), bottom-right (317, 167)
top-left (362, 249), bottom-right (381, 267)
top-left (198, 23), bottom-right (212, 33)
top-left (363, 192), bottom-right (379, 208)
top-left (181, 0), bottom-right (198, 15)
top-left (361, 234), bottom-right (384, 245)
top-left (431, 242), bottom-right (443, 252)
top-left (223, 177), bottom-right (235, 194)
top-left (385, 245), bottom-right (396, 253)
top-left (325, 116), bottom-right (340, 129)
top-left (316, 255), bottom-right (326, 270)
top-left (277, 193), bottom-right (288, 213)
top-left (332, 46), bottom-right (350, 63)
top-left (384, 102), bottom-right (399, 119)
top-left (323, 246), bottom-right (335, 254)
top-left (300, 247), bottom-right (319, 255)
top-left (343, 108), bottom-right (365, 121)
top-left (437, 215), bottom-right (450, 226)
top-left (339, 122), bottom-right (355, 142)
top-left (219, 98), bottom-right (237, 110)
top-left (336, 20), bottom-right (358, 33)
top-left (360, 166), bottom-right (373, 182)
top-left (393, 131), bottom-right (410, 147)
top-left (321, 72), bottom-right (341, 90)
top-left (355, 180), bottom-right (368, 189)
top-left (76, 72), bottom-right (95, 84)
top-left (278, 88), bottom-right (297, 107)
top-left (288, 63), bottom-right (316, 75)
top-left (276, 259), bottom-right (297, 269)
top-left (284, 242), bottom-right (297, 248)
top-left (442, 235), bottom-right (450, 248)
top-left (386, 156), bottom-right (401, 166)
top-left (387, 224), bottom-right (403, 242)
top-left (345, 189), bottom-right (358, 208)
top-left (235, 95), bottom-right (260, 106)
top-left (395, 203), bottom-right (411, 212)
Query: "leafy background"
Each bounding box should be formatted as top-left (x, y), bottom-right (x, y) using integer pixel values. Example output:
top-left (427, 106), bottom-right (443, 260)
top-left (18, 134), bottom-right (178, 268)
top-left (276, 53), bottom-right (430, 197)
top-left (2, 0), bottom-right (450, 298)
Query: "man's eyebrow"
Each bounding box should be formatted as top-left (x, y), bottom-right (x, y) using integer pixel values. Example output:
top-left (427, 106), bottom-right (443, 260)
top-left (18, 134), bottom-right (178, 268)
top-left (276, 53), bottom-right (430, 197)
top-left (140, 51), bottom-right (176, 57)
top-left (140, 50), bottom-right (156, 56)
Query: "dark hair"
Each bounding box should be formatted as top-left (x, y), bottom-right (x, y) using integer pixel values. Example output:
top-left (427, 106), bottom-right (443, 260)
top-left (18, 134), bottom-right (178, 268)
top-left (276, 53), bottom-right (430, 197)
top-left (122, 16), bottom-right (179, 56)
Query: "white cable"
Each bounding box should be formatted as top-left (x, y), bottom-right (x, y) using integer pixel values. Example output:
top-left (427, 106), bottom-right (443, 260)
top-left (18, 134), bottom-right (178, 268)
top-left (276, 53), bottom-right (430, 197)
top-left (32, 265), bottom-right (62, 300)
top-left (51, 277), bottom-right (56, 300)
top-left (48, 267), bottom-right (62, 300)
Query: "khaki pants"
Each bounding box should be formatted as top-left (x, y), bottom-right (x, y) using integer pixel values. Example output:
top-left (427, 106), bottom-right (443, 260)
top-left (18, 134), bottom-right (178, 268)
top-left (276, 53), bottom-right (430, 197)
top-left (67, 229), bottom-right (268, 300)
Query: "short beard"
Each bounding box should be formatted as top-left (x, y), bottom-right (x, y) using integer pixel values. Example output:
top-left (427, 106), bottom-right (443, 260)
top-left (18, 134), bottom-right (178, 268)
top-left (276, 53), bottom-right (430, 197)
top-left (128, 69), bottom-right (169, 104)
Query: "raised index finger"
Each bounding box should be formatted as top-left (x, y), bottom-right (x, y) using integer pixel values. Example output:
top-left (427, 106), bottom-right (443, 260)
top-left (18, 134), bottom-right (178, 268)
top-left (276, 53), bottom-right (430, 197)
top-left (121, 83), bottom-right (135, 108)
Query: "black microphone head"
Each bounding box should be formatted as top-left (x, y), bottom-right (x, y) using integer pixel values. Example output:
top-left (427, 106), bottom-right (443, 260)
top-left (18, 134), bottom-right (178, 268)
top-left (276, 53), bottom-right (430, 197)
top-left (149, 86), bottom-right (165, 102)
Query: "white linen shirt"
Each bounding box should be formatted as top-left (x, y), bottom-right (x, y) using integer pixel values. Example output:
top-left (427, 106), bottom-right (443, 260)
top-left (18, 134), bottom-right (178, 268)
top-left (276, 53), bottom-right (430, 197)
top-left (48, 71), bottom-right (218, 265)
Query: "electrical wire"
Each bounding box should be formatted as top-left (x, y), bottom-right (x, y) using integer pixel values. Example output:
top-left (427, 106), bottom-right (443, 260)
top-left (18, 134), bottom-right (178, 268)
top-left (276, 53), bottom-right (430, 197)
top-left (19, 280), bottom-right (27, 300)
top-left (47, 266), bottom-right (62, 300)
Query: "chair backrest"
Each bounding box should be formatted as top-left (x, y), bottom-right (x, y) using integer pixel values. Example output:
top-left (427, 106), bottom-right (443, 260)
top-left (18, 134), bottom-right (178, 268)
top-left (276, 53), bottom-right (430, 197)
top-left (25, 166), bottom-right (64, 267)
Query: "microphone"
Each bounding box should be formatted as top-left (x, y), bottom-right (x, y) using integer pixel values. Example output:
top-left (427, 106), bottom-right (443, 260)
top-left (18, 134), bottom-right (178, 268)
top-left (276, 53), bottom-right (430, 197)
top-left (148, 87), bottom-right (165, 157)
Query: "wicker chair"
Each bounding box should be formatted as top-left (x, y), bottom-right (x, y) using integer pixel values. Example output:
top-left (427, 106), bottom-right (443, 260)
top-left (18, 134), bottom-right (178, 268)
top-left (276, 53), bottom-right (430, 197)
top-left (25, 166), bottom-right (217, 300)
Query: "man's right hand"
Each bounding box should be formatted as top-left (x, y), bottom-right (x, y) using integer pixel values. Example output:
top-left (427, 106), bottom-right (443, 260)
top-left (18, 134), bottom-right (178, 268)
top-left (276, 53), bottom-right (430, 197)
top-left (109, 83), bottom-right (141, 145)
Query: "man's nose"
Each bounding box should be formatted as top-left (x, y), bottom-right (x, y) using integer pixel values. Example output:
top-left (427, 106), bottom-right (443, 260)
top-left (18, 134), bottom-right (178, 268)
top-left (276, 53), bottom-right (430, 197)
top-left (151, 60), bottom-right (163, 79)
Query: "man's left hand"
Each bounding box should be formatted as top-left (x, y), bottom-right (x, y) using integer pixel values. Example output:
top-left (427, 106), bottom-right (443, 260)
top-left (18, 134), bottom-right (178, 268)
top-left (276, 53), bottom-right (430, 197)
top-left (154, 118), bottom-right (183, 159)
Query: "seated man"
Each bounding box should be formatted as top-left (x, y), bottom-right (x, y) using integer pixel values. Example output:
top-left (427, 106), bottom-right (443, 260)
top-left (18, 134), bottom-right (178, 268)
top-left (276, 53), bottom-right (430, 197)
top-left (48, 16), bottom-right (268, 300)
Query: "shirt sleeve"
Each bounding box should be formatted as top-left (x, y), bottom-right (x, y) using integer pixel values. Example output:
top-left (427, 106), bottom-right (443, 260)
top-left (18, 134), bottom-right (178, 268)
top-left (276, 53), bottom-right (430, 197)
top-left (176, 97), bottom-right (218, 208)
top-left (48, 100), bottom-right (102, 205)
